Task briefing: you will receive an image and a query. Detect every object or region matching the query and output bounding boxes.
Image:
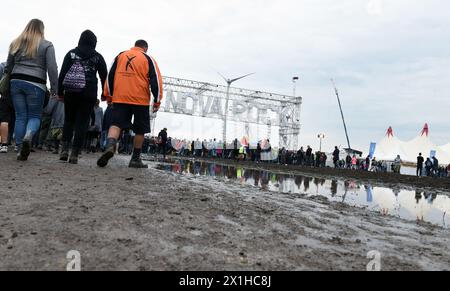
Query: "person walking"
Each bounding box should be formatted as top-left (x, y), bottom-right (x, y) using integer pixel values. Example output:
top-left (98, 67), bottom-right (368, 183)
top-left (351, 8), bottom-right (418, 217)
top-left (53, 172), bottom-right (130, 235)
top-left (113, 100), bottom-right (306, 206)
top-left (297, 146), bottom-right (305, 166)
top-left (432, 156), bottom-right (439, 177)
top-left (44, 96), bottom-right (65, 154)
top-left (393, 155), bottom-right (402, 174)
top-left (158, 128), bottom-right (168, 160)
top-left (100, 104), bottom-right (113, 151)
top-left (58, 30), bottom-right (107, 164)
top-left (6, 19), bottom-right (59, 161)
top-left (0, 62), bottom-right (15, 153)
top-left (351, 155), bottom-right (357, 170)
top-left (332, 146), bottom-right (340, 168)
top-left (425, 158), bottom-right (433, 177)
top-left (417, 153), bottom-right (424, 177)
top-left (306, 146), bottom-right (312, 166)
top-left (86, 99), bottom-right (103, 153)
top-left (97, 40), bottom-right (163, 168)
top-left (345, 154), bottom-right (352, 169)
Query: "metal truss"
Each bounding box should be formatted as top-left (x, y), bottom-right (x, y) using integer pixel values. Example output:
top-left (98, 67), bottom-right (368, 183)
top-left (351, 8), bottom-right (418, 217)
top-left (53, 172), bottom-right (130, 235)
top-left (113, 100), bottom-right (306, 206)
top-left (159, 76), bottom-right (302, 150)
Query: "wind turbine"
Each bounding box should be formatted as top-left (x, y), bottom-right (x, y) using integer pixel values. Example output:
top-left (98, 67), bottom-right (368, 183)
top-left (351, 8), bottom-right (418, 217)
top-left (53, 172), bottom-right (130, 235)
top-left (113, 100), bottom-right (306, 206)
top-left (218, 72), bottom-right (255, 144)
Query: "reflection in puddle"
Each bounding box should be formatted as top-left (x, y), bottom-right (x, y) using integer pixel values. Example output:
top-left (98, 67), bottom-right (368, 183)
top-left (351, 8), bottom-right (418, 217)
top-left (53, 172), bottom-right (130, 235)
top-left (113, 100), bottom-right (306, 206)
top-left (156, 160), bottom-right (450, 228)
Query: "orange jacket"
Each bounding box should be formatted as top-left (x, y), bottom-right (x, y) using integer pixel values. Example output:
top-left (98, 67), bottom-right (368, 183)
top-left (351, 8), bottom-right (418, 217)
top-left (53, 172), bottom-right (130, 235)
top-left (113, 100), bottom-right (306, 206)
top-left (104, 47), bottom-right (163, 106)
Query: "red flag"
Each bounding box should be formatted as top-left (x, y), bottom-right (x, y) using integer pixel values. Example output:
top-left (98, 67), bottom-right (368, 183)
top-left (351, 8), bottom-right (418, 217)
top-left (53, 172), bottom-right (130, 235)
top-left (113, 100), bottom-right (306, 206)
top-left (421, 123), bottom-right (429, 137)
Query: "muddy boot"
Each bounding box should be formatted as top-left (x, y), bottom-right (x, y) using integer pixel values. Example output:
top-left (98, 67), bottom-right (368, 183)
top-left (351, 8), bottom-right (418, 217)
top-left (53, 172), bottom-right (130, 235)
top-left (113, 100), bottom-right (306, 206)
top-left (129, 158), bottom-right (148, 169)
top-left (69, 147), bottom-right (80, 165)
top-left (17, 139), bottom-right (31, 161)
top-left (128, 148), bottom-right (147, 168)
top-left (52, 141), bottom-right (60, 155)
top-left (97, 142), bottom-right (116, 168)
top-left (60, 142), bottom-right (70, 161)
top-left (91, 138), bottom-right (98, 153)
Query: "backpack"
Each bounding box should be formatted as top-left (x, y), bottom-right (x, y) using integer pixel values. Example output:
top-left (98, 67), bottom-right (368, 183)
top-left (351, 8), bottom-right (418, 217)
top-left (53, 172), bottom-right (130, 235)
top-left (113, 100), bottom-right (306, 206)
top-left (62, 53), bottom-right (87, 93)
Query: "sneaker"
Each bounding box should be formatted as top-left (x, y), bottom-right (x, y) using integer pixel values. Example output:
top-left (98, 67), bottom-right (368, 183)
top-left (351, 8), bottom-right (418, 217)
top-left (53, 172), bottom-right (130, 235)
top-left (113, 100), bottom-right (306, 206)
top-left (17, 140), bottom-right (31, 161)
top-left (129, 158), bottom-right (149, 169)
top-left (0, 145), bottom-right (7, 153)
top-left (97, 146), bottom-right (115, 168)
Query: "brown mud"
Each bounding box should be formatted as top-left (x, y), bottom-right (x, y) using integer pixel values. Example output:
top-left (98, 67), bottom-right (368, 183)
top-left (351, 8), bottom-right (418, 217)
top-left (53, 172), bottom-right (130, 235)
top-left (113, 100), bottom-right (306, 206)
top-left (0, 152), bottom-right (448, 271)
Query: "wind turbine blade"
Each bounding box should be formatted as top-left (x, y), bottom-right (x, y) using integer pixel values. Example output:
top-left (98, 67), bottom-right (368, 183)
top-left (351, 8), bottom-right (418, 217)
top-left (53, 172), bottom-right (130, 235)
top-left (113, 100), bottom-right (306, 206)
top-left (230, 72), bottom-right (255, 83)
top-left (217, 72), bottom-right (228, 83)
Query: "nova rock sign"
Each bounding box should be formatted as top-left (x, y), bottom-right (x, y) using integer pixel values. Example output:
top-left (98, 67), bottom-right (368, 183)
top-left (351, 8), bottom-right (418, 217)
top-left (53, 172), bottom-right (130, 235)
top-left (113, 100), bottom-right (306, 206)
top-left (157, 77), bottom-right (302, 150)
top-left (162, 90), bottom-right (278, 126)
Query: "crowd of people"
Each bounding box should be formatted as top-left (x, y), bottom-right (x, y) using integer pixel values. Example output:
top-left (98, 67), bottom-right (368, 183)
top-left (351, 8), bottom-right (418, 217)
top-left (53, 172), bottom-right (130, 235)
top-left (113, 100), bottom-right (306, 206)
top-left (135, 135), bottom-right (450, 178)
top-left (0, 19), bottom-right (163, 168)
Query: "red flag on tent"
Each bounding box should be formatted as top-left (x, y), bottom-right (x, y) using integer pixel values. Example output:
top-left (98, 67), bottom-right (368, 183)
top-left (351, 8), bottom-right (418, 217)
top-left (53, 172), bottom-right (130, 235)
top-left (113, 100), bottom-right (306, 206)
top-left (421, 123), bottom-right (429, 137)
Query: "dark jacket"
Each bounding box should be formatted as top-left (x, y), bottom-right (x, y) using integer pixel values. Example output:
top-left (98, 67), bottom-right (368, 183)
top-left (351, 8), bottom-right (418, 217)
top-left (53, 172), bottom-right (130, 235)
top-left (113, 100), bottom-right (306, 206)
top-left (158, 130), bottom-right (168, 144)
top-left (417, 156), bottom-right (424, 167)
top-left (433, 157), bottom-right (439, 168)
top-left (58, 30), bottom-right (107, 98)
top-left (333, 149), bottom-right (340, 160)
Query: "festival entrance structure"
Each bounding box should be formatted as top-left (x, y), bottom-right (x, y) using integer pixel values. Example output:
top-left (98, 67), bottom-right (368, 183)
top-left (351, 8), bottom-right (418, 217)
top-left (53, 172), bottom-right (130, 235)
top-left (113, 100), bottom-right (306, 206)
top-left (153, 76), bottom-right (303, 150)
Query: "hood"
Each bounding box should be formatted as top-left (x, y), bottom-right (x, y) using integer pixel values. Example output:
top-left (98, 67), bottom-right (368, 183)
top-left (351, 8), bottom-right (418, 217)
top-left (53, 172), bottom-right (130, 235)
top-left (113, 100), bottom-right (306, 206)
top-left (76, 30), bottom-right (97, 58)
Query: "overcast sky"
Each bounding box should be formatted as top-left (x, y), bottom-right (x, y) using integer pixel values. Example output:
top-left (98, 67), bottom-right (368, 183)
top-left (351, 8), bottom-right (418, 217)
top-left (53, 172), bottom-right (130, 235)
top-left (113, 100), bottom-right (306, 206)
top-left (1, 0), bottom-right (450, 151)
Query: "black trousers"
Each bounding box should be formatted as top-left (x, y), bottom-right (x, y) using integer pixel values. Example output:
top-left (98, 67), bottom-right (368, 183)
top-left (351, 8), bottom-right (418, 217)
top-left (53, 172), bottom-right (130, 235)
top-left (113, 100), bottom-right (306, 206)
top-left (417, 166), bottom-right (423, 177)
top-left (63, 93), bottom-right (95, 149)
top-left (160, 143), bottom-right (167, 158)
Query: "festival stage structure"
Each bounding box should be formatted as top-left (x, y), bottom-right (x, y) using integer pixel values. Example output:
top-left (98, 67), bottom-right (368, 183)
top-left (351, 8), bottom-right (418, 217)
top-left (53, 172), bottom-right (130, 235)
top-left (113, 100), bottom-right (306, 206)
top-left (153, 76), bottom-right (303, 150)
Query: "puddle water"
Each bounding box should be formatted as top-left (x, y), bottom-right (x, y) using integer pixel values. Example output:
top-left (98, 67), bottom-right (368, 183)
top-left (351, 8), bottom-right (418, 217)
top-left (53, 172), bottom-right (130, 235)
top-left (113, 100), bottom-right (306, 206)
top-left (154, 159), bottom-right (450, 228)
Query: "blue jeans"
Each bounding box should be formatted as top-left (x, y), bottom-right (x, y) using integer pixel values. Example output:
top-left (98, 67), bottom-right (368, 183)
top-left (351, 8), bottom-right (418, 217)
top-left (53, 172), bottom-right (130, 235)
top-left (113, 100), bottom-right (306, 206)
top-left (100, 131), bottom-right (108, 150)
top-left (10, 80), bottom-right (45, 146)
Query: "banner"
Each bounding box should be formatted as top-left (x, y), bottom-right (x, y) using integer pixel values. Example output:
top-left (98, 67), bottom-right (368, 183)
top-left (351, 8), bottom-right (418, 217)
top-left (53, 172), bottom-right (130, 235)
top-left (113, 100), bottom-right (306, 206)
top-left (369, 143), bottom-right (377, 159)
top-left (430, 150), bottom-right (436, 159)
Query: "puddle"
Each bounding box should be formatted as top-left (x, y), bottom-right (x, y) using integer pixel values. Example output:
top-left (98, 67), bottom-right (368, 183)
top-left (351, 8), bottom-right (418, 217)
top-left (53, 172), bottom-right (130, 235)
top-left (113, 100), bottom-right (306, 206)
top-left (154, 159), bottom-right (450, 228)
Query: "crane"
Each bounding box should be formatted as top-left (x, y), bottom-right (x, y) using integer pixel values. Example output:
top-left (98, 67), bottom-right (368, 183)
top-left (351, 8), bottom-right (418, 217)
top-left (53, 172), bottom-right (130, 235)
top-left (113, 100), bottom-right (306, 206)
top-left (331, 79), bottom-right (353, 153)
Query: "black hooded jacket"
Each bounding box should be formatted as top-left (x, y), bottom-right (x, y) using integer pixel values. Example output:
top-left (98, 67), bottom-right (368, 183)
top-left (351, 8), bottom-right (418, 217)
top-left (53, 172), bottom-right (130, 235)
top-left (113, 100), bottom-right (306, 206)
top-left (58, 30), bottom-right (107, 98)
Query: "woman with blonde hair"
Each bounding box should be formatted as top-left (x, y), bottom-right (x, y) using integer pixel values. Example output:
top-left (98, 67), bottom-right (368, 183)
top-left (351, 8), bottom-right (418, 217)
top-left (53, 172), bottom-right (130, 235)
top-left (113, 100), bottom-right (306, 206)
top-left (6, 19), bottom-right (58, 161)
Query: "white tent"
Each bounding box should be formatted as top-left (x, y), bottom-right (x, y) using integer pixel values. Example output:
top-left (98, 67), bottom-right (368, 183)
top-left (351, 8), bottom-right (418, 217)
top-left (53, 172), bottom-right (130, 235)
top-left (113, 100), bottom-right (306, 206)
top-left (372, 124), bottom-right (450, 164)
top-left (440, 143), bottom-right (450, 155)
top-left (373, 127), bottom-right (407, 161)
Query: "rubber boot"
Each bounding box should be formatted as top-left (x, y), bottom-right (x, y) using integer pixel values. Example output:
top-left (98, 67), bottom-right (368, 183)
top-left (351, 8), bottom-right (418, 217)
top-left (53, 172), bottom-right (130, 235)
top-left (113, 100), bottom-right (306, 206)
top-left (60, 142), bottom-right (70, 161)
top-left (69, 147), bottom-right (80, 165)
top-left (129, 158), bottom-right (149, 169)
top-left (53, 140), bottom-right (60, 155)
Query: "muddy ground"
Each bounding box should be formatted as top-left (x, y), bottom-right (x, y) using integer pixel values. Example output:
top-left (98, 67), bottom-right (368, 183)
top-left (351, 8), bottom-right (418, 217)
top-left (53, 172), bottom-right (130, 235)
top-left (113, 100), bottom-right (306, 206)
top-left (0, 151), bottom-right (449, 271)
